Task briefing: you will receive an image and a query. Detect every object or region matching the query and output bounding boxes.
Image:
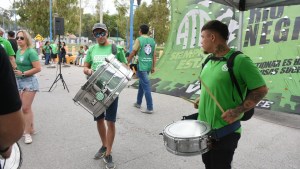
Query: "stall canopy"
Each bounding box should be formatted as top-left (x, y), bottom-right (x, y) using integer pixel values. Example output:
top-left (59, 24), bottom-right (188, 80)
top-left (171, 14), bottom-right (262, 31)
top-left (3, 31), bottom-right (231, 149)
top-left (211, 0), bottom-right (300, 11)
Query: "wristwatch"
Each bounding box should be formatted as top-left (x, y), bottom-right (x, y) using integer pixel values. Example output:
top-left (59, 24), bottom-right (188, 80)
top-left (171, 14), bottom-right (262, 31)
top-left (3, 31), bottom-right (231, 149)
top-left (22, 72), bottom-right (25, 77)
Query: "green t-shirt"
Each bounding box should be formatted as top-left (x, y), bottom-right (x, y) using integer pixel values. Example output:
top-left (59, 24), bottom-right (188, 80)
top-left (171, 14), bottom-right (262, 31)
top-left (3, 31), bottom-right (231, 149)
top-left (50, 43), bottom-right (58, 54)
top-left (43, 45), bottom-right (51, 53)
top-left (0, 37), bottom-right (15, 57)
top-left (85, 44), bottom-right (127, 71)
top-left (78, 49), bottom-right (84, 57)
top-left (136, 36), bottom-right (156, 71)
top-left (198, 49), bottom-right (266, 132)
top-left (16, 48), bottom-right (39, 75)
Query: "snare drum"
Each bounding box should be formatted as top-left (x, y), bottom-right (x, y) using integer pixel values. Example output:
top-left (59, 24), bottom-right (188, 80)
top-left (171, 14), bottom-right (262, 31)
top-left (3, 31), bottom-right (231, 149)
top-left (0, 143), bottom-right (22, 169)
top-left (162, 120), bottom-right (211, 156)
top-left (73, 54), bottom-right (133, 117)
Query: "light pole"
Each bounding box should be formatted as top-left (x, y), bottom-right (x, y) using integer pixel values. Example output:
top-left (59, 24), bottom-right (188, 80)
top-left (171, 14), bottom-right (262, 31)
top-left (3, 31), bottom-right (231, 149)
top-left (49, 0), bottom-right (52, 41)
top-left (129, 0), bottom-right (140, 52)
top-left (129, 0), bottom-right (134, 52)
top-left (79, 0), bottom-right (82, 44)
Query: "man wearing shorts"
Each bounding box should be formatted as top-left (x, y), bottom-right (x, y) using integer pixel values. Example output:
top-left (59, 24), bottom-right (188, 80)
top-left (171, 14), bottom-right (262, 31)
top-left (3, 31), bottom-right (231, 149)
top-left (83, 23), bottom-right (127, 169)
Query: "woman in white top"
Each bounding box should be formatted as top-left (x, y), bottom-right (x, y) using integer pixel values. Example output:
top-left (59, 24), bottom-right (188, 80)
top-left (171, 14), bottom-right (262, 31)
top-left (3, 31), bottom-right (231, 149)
top-left (80, 45), bottom-right (89, 66)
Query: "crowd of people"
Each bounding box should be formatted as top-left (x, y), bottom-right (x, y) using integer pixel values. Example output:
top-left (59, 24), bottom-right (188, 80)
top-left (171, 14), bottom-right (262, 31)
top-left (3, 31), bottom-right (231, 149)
top-left (0, 19), bottom-right (267, 169)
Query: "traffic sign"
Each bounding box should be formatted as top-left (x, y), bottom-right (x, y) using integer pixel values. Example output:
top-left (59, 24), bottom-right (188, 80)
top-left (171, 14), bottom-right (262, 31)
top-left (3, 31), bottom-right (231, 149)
top-left (34, 34), bottom-right (44, 41)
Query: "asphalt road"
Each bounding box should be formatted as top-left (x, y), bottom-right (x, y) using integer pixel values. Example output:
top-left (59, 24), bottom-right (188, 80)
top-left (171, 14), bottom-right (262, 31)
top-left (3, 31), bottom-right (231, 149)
top-left (15, 62), bottom-right (300, 169)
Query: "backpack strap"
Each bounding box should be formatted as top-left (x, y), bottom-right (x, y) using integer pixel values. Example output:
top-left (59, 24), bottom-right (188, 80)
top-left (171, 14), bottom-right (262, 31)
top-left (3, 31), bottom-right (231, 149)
top-left (200, 54), bottom-right (214, 89)
top-left (201, 54), bottom-right (214, 69)
top-left (111, 43), bottom-right (117, 55)
top-left (227, 51), bottom-right (243, 102)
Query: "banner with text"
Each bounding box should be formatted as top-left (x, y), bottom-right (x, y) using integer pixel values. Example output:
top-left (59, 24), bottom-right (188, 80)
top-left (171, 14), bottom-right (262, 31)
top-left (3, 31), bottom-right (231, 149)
top-left (149, 0), bottom-right (300, 114)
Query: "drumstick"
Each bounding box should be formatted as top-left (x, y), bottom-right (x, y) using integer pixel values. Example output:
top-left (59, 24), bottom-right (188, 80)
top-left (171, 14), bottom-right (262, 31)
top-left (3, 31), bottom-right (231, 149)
top-left (180, 96), bottom-right (196, 104)
top-left (200, 80), bottom-right (225, 114)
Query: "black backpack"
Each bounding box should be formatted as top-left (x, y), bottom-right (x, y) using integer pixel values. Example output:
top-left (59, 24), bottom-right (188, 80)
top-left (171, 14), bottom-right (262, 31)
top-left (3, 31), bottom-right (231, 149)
top-left (201, 51), bottom-right (254, 121)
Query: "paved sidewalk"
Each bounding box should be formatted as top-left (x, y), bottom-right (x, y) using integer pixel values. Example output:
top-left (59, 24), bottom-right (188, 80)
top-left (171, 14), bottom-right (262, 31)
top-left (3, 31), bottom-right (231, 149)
top-left (17, 63), bottom-right (300, 169)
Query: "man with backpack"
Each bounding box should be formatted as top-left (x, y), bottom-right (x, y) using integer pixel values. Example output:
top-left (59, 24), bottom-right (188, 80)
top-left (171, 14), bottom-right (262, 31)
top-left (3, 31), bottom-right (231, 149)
top-left (194, 20), bottom-right (268, 169)
top-left (83, 23), bottom-right (127, 169)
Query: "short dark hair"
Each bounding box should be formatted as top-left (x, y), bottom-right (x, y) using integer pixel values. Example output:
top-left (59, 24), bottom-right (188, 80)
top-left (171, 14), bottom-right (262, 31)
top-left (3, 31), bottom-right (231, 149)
top-left (8, 31), bottom-right (15, 37)
top-left (201, 20), bottom-right (229, 41)
top-left (140, 24), bottom-right (149, 34)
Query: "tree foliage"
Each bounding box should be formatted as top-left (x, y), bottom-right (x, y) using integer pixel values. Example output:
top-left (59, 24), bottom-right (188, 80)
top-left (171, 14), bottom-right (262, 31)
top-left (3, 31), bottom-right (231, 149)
top-left (13, 0), bottom-right (170, 45)
top-left (114, 0), bottom-right (170, 46)
top-left (15, 0), bottom-right (79, 39)
top-left (134, 2), bottom-right (152, 37)
top-left (149, 0), bottom-right (170, 45)
top-left (81, 13), bottom-right (97, 40)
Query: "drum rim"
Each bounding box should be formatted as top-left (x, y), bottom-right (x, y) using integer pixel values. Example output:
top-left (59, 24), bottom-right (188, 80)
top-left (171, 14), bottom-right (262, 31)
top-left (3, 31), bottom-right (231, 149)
top-left (163, 120), bottom-right (211, 138)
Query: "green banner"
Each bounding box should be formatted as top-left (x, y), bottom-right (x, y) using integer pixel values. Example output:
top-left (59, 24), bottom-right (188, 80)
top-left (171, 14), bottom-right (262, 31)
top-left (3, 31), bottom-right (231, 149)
top-left (149, 0), bottom-right (300, 115)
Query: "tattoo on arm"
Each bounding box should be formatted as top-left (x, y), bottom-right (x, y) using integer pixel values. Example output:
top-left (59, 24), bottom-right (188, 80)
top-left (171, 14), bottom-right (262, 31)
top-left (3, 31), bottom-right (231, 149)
top-left (233, 86), bottom-right (268, 115)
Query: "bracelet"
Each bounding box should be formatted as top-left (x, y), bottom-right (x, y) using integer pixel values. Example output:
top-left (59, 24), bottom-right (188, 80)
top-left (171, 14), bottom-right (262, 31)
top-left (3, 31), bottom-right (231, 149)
top-left (0, 146), bottom-right (9, 153)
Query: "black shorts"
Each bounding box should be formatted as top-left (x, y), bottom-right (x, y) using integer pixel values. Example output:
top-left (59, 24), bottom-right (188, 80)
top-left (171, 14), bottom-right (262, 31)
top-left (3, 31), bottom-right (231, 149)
top-left (94, 97), bottom-right (119, 122)
top-left (51, 53), bottom-right (57, 58)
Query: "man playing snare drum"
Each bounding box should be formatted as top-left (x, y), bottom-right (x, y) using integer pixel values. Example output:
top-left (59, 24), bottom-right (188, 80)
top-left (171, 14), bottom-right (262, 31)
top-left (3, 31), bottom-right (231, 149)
top-left (83, 23), bottom-right (127, 169)
top-left (195, 20), bottom-right (268, 169)
top-left (0, 45), bottom-right (24, 159)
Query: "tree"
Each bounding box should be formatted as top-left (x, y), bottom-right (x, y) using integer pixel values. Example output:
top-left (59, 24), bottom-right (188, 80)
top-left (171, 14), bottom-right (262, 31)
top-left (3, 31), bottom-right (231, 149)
top-left (15, 0), bottom-right (80, 39)
top-left (133, 2), bottom-right (152, 38)
top-left (132, 0), bottom-right (170, 45)
top-left (114, 0), bottom-right (129, 46)
top-left (149, 0), bottom-right (170, 45)
top-left (81, 13), bottom-right (97, 40)
top-left (0, 8), bottom-right (13, 30)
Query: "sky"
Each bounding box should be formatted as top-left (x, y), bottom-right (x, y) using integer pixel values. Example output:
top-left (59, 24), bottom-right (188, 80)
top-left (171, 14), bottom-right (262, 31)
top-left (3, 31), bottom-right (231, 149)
top-left (84, 0), bottom-right (152, 14)
top-left (0, 0), bottom-right (152, 14)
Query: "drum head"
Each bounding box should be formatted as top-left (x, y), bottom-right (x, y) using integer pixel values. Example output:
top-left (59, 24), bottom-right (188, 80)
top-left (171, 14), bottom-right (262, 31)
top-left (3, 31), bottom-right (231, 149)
top-left (164, 120), bottom-right (211, 138)
top-left (0, 143), bottom-right (22, 169)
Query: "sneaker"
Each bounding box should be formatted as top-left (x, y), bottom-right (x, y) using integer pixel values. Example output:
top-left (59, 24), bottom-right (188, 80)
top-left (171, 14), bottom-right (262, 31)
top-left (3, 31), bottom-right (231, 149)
top-left (94, 146), bottom-right (106, 159)
top-left (133, 103), bottom-right (141, 108)
top-left (24, 134), bottom-right (32, 144)
top-left (140, 109), bottom-right (154, 114)
top-left (103, 155), bottom-right (116, 169)
top-left (23, 130), bottom-right (39, 137)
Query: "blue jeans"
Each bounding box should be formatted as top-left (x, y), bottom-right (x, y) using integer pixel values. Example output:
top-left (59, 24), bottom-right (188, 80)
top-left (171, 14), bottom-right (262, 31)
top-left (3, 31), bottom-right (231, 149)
top-left (136, 71), bottom-right (153, 110)
top-left (45, 53), bottom-right (51, 65)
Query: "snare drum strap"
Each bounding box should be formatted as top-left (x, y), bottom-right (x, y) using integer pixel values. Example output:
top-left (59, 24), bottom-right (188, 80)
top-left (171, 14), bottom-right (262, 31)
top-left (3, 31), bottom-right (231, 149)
top-left (210, 120), bottom-right (241, 139)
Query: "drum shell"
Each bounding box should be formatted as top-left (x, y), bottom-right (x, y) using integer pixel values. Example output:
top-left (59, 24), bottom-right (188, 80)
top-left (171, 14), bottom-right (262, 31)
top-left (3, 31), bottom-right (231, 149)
top-left (73, 55), bottom-right (133, 117)
top-left (0, 143), bottom-right (22, 169)
top-left (163, 120), bottom-right (211, 156)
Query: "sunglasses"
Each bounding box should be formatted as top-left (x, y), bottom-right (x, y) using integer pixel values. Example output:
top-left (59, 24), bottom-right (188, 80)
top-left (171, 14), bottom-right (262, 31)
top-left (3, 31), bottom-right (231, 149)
top-left (94, 32), bottom-right (106, 38)
top-left (16, 36), bottom-right (25, 40)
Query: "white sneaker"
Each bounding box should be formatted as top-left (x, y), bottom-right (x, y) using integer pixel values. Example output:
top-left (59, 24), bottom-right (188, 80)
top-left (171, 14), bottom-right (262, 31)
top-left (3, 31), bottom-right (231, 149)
top-left (24, 134), bottom-right (33, 144)
top-left (140, 109), bottom-right (154, 114)
top-left (133, 103), bottom-right (141, 108)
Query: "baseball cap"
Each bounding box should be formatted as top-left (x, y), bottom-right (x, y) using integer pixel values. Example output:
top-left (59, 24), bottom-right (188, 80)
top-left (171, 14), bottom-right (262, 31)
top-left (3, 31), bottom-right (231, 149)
top-left (92, 23), bottom-right (108, 32)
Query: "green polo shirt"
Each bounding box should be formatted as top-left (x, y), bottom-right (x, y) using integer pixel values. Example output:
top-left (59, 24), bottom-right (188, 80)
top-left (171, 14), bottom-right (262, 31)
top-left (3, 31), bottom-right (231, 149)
top-left (0, 37), bottom-right (15, 57)
top-left (198, 49), bottom-right (266, 132)
top-left (85, 44), bottom-right (127, 71)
